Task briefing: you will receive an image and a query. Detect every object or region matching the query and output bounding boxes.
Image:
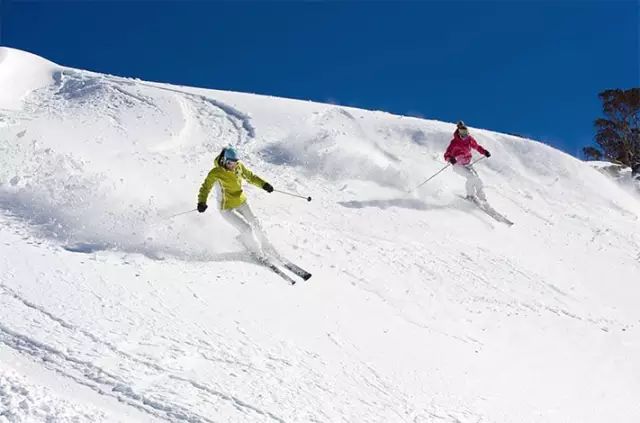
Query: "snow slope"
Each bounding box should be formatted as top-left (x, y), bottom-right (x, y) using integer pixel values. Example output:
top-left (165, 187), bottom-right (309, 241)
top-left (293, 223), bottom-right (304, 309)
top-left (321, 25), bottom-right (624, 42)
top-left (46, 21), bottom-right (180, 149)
top-left (1, 47), bottom-right (639, 422)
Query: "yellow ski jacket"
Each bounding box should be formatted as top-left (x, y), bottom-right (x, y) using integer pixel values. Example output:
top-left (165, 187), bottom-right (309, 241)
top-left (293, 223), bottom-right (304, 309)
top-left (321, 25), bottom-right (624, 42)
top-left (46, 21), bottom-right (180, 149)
top-left (198, 154), bottom-right (268, 210)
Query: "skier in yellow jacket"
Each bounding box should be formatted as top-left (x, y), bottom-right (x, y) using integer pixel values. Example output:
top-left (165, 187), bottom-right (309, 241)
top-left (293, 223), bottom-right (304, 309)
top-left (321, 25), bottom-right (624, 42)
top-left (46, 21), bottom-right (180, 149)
top-left (197, 146), bottom-right (275, 255)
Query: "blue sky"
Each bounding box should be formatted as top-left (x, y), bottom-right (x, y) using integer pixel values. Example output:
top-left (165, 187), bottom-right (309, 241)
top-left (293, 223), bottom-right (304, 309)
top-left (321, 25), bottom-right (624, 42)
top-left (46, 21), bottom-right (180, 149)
top-left (1, 1), bottom-right (638, 157)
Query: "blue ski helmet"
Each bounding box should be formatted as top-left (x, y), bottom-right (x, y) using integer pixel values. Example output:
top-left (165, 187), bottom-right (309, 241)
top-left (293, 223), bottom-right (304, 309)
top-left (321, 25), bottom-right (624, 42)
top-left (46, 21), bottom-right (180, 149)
top-left (221, 147), bottom-right (239, 164)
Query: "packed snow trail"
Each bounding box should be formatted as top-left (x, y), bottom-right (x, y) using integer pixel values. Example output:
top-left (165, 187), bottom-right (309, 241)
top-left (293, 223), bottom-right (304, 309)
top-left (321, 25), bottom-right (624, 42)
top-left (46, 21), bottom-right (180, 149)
top-left (1, 47), bottom-right (640, 422)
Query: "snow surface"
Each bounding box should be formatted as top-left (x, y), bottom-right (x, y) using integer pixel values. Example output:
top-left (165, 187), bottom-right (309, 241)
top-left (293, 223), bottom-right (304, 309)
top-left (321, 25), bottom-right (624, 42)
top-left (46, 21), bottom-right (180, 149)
top-left (1, 46), bottom-right (639, 422)
top-left (0, 367), bottom-right (109, 422)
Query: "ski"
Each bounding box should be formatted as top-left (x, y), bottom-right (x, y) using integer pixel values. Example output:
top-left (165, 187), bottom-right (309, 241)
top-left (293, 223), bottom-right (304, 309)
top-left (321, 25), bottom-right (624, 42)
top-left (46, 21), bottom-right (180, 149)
top-left (264, 261), bottom-right (297, 285)
top-left (265, 251), bottom-right (312, 281)
top-left (280, 259), bottom-right (312, 281)
top-left (251, 254), bottom-right (297, 285)
top-left (476, 200), bottom-right (514, 226)
top-left (459, 195), bottom-right (514, 226)
top-left (474, 202), bottom-right (513, 226)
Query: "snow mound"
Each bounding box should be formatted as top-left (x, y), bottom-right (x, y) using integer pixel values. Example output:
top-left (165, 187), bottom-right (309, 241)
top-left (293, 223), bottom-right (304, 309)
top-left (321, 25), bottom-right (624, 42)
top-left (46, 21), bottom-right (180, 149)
top-left (0, 47), bottom-right (60, 110)
top-left (260, 107), bottom-right (408, 189)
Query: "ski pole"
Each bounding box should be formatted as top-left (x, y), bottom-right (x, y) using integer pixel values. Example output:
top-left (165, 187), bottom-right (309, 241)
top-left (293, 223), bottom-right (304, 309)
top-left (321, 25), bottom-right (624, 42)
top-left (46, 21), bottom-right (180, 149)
top-left (408, 163), bottom-right (451, 193)
top-left (470, 156), bottom-right (486, 166)
top-left (166, 209), bottom-right (197, 219)
top-left (274, 189), bottom-right (312, 202)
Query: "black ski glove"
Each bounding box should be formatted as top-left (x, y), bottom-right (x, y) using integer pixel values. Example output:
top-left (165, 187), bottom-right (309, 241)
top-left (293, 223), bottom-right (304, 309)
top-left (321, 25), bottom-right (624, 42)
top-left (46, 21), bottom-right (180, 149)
top-left (449, 157), bottom-right (457, 165)
top-left (263, 182), bottom-right (274, 193)
top-left (484, 150), bottom-right (491, 158)
top-left (197, 202), bottom-right (208, 213)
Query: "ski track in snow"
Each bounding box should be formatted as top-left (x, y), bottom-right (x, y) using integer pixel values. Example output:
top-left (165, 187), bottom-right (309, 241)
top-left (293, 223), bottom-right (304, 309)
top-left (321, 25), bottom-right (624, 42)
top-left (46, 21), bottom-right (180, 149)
top-left (103, 73), bottom-right (256, 143)
top-left (0, 285), bottom-right (286, 423)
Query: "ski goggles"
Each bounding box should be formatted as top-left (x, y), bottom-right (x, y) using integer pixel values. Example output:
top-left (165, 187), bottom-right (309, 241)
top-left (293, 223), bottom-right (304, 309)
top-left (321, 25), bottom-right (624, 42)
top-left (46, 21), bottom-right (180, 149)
top-left (458, 129), bottom-right (469, 137)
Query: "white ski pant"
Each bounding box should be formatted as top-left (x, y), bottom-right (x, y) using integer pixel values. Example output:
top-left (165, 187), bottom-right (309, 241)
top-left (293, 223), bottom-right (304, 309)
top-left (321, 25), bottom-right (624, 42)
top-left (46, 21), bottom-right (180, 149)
top-left (220, 202), bottom-right (273, 254)
top-left (452, 163), bottom-right (486, 201)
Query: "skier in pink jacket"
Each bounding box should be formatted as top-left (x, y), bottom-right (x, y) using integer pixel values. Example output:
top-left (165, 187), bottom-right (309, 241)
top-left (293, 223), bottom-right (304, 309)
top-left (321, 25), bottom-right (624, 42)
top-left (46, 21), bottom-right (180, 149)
top-left (444, 121), bottom-right (491, 201)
